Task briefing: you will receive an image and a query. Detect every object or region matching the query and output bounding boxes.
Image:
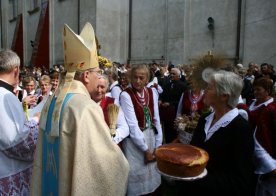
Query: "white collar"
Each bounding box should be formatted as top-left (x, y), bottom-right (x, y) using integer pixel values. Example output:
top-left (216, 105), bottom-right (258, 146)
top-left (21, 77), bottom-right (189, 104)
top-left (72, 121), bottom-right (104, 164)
top-left (249, 98), bottom-right (274, 111)
top-left (205, 108), bottom-right (239, 141)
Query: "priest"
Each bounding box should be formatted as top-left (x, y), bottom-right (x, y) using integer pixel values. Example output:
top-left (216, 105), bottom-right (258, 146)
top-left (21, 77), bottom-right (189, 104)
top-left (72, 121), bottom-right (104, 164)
top-left (30, 22), bottom-right (129, 196)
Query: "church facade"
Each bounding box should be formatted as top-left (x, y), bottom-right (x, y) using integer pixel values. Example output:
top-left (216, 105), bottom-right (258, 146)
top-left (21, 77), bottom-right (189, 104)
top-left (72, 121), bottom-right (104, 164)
top-left (0, 0), bottom-right (276, 68)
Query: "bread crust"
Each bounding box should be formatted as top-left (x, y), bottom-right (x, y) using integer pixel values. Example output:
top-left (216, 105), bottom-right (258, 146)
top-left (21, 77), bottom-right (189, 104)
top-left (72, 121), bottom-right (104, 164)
top-left (156, 143), bottom-right (209, 177)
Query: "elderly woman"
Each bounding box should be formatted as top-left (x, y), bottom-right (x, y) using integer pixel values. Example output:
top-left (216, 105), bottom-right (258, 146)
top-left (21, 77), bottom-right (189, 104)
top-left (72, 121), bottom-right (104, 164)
top-left (248, 77), bottom-right (276, 196)
top-left (176, 70), bottom-right (256, 196)
top-left (120, 64), bottom-right (163, 195)
top-left (91, 74), bottom-right (129, 144)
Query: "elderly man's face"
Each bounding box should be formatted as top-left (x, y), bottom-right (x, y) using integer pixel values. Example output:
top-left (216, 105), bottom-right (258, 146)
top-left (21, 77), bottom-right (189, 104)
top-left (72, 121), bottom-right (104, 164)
top-left (170, 69), bottom-right (180, 81)
top-left (86, 67), bottom-right (102, 96)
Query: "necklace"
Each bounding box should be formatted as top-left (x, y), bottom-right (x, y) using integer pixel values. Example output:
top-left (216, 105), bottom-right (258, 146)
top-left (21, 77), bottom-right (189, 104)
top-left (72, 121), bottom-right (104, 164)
top-left (131, 87), bottom-right (151, 127)
top-left (189, 89), bottom-right (204, 115)
top-left (136, 90), bottom-right (145, 105)
top-left (132, 87), bottom-right (149, 107)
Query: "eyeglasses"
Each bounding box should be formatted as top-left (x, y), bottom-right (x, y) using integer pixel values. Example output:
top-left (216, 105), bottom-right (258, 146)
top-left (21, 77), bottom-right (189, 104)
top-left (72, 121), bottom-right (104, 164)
top-left (89, 69), bottom-right (103, 76)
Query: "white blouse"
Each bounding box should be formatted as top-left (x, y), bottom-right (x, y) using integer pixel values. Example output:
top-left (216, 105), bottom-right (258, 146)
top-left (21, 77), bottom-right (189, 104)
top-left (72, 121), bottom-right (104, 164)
top-left (204, 108), bottom-right (239, 141)
top-left (120, 87), bottom-right (163, 151)
top-left (111, 85), bottom-right (122, 101)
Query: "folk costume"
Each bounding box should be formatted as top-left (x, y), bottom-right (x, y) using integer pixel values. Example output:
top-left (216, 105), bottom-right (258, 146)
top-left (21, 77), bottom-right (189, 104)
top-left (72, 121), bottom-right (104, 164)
top-left (99, 95), bottom-right (129, 144)
top-left (111, 83), bottom-right (123, 100)
top-left (120, 86), bottom-right (162, 195)
top-left (109, 81), bottom-right (119, 96)
top-left (109, 80), bottom-right (118, 90)
top-left (30, 23), bottom-right (129, 196)
top-left (175, 89), bottom-right (205, 144)
top-left (176, 89), bottom-right (205, 117)
top-left (248, 98), bottom-right (276, 195)
top-left (0, 80), bottom-right (39, 195)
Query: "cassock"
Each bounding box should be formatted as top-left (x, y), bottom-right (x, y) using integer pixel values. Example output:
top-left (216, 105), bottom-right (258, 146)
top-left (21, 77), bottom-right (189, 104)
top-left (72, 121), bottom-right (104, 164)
top-left (0, 80), bottom-right (39, 195)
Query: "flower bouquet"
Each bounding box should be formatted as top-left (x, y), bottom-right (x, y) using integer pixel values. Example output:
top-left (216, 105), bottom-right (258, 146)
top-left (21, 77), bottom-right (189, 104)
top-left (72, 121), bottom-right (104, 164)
top-left (98, 55), bottom-right (112, 68)
top-left (174, 113), bottom-right (200, 144)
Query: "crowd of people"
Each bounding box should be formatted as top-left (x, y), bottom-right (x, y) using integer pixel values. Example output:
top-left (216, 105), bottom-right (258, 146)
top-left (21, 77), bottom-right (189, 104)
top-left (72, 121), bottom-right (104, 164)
top-left (0, 22), bottom-right (276, 196)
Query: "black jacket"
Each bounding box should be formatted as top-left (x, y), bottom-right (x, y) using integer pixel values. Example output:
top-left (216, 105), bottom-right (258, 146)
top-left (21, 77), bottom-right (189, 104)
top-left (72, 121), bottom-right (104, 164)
top-left (176, 113), bottom-right (256, 196)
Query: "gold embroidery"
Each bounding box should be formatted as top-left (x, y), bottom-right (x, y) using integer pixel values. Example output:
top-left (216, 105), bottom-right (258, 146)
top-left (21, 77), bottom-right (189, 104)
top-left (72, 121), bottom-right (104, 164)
top-left (53, 110), bottom-right (59, 122)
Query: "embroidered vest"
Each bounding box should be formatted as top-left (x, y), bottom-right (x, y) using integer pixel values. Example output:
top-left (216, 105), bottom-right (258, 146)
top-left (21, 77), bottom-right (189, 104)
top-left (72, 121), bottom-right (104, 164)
top-left (182, 90), bottom-right (205, 116)
top-left (100, 96), bottom-right (115, 126)
top-left (125, 87), bottom-right (155, 130)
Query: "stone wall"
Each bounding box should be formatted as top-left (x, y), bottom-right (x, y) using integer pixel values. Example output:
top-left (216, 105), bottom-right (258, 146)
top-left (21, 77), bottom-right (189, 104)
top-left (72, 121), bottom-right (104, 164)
top-left (0, 0), bottom-right (275, 67)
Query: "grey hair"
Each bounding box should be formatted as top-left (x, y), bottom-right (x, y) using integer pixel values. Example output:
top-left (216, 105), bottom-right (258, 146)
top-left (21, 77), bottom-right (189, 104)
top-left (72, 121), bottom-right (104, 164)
top-left (99, 74), bottom-right (109, 91)
top-left (74, 68), bottom-right (95, 81)
top-left (130, 64), bottom-right (150, 80)
top-left (0, 49), bottom-right (20, 73)
top-left (171, 68), bottom-right (181, 76)
top-left (211, 70), bottom-right (243, 108)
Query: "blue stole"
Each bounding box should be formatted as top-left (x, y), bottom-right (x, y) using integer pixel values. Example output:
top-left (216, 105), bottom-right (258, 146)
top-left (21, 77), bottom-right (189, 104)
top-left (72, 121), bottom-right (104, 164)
top-left (41, 93), bottom-right (74, 196)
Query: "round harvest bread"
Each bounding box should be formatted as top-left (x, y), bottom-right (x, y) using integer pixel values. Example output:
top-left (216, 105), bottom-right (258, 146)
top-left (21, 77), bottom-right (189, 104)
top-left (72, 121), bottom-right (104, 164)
top-left (155, 143), bottom-right (209, 177)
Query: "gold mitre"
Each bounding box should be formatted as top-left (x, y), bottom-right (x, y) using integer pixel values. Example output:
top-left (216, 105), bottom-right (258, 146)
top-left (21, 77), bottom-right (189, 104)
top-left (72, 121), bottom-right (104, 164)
top-left (42, 22), bottom-right (99, 138)
top-left (63, 22), bottom-right (99, 72)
